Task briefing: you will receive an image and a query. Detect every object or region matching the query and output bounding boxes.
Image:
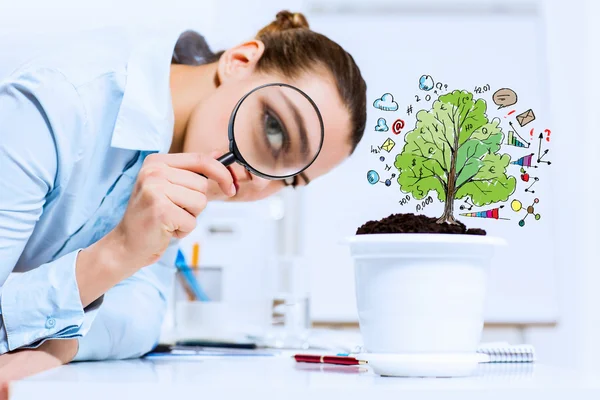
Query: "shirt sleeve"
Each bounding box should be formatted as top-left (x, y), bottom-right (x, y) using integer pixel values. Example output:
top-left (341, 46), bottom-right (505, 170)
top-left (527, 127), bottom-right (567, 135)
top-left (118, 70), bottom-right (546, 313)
top-left (0, 68), bottom-right (99, 354)
top-left (73, 241), bottom-right (177, 361)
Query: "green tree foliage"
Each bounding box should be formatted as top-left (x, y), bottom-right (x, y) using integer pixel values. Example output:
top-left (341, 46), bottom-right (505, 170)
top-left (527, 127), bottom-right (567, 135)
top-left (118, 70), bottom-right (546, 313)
top-left (394, 90), bottom-right (516, 223)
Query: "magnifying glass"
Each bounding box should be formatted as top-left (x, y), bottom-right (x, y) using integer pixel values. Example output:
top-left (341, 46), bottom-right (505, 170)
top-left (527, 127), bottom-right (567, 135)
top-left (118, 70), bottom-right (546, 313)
top-left (214, 83), bottom-right (325, 180)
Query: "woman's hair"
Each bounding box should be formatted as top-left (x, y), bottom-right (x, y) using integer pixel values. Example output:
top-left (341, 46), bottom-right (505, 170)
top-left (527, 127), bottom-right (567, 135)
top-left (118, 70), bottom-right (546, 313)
top-left (172, 10), bottom-right (367, 153)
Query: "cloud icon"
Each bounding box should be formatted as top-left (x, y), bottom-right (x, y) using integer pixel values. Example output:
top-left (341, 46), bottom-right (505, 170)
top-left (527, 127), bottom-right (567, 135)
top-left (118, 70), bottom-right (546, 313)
top-left (419, 75), bottom-right (434, 91)
top-left (373, 93), bottom-right (398, 111)
top-left (375, 118), bottom-right (389, 132)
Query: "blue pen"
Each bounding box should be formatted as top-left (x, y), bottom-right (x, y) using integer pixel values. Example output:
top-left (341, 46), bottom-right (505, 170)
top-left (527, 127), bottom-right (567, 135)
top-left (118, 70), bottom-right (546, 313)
top-left (175, 249), bottom-right (210, 301)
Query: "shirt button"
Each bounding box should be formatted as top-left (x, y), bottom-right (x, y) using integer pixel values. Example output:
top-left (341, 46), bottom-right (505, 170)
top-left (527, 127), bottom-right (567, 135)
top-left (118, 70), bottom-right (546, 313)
top-left (45, 317), bottom-right (56, 329)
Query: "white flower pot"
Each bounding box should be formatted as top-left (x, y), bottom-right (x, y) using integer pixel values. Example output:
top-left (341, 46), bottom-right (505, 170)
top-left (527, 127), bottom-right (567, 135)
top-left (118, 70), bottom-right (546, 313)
top-left (347, 233), bottom-right (505, 377)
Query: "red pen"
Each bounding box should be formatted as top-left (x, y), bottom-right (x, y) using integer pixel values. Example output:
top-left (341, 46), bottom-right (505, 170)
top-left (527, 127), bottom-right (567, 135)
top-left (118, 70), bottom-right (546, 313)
top-left (293, 354), bottom-right (367, 366)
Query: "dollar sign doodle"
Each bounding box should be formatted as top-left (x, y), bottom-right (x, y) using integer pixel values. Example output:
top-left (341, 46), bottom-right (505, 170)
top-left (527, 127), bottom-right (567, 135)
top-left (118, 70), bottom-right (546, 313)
top-left (412, 158), bottom-right (416, 166)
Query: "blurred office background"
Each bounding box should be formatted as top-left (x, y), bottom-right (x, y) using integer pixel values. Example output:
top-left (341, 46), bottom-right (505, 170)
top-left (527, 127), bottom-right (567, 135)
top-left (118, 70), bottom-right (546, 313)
top-left (1, 0), bottom-right (598, 368)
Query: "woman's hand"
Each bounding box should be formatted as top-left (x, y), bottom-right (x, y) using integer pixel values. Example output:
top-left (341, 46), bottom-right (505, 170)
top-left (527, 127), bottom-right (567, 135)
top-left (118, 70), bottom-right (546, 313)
top-left (112, 152), bottom-right (235, 269)
top-left (0, 339), bottom-right (78, 398)
top-left (76, 152), bottom-right (234, 307)
top-left (115, 153), bottom-right (235, 266)
top-left (73, 152), bottom-right (234, 307)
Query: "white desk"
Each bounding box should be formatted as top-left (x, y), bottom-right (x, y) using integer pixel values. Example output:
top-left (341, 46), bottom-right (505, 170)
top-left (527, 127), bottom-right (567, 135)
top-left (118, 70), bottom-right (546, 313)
top-left (11, 358), bottom-right (600, 400)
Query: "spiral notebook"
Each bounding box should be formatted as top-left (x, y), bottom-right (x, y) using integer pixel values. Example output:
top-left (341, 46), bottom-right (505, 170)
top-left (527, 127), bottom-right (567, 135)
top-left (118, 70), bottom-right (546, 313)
top-left (476, 342), bottom-right (536, 363)
top-left (303, 332), bottom-right (536, 364)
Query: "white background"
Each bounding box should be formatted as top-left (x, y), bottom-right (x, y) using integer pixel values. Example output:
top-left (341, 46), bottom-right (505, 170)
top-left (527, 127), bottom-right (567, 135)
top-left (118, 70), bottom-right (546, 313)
top-left (0, 0), bottom-right (598, 368)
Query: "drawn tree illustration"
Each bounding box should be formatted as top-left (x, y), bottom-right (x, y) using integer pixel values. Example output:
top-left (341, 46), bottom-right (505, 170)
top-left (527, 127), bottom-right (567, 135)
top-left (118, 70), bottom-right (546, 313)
top-left (394, 90), bottom-right (516, 224)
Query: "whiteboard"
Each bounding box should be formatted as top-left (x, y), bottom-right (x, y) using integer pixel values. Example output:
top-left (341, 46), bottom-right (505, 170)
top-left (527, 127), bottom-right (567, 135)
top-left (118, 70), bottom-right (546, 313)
top-left (301, 11), bottom-right (558, 323)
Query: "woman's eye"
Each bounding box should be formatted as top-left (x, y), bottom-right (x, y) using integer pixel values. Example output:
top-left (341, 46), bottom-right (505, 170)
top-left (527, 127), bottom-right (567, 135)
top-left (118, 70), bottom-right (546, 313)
top-left (264, 112), bottom-right (284, 153)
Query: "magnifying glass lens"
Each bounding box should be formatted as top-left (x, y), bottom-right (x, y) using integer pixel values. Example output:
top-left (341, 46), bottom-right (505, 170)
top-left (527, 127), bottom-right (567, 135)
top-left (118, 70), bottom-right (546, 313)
top-left (230, 84), bottom-right (323, 179)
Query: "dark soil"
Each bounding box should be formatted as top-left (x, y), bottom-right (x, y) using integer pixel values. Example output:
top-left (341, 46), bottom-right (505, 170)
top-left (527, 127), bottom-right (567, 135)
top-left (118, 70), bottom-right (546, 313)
top-left (356, 213), bottom-right (486, 236)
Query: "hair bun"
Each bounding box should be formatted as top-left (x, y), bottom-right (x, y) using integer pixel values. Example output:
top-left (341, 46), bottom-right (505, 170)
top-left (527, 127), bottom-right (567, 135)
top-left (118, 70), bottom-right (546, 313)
top-left (274, 11), bottom-right (309, 30)
top-left (257, 10), bottom-right (309, 37)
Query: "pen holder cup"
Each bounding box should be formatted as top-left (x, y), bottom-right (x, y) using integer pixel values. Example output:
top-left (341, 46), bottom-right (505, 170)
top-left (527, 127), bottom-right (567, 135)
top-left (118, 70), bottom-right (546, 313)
top-left (174, 265), bottom-right (271, 342)
top-left (174, 265), bottom-right (222, 303)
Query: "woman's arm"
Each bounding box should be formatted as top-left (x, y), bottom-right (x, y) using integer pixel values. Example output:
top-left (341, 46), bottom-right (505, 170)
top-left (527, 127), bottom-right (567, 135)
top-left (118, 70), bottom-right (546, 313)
top-left (0, 70), bottom-right (106, 355)
top-left (74, 242), bottom-right (177, 361)
top-left (0, 243), bottom-right (176, 386)
top-left (0, 69), bottom-right (165, 360)
top-left (0, 338), bottom-right (78, 386)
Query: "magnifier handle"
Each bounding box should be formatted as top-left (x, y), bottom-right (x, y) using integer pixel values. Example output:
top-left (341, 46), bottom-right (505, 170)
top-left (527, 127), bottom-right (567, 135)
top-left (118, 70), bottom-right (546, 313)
top-left (217, 152), bottom-right (236, 166)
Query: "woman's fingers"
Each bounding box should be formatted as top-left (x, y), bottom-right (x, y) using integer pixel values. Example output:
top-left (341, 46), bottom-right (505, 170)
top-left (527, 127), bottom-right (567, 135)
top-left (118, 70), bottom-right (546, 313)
top-left (146, 153), bottom-right (235, 197)
top-left (166, 200), bottom-right (198, 239)
top-left (164, 183), bottom-right (207, 217)
top-left (165, 167), bottom-right (208, 193)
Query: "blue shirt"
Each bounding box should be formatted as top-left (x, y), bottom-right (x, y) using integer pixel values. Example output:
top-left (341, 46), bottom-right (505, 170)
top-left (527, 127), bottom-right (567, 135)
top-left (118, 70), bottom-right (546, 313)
top-left (0, 27), bottom-right (186, 360)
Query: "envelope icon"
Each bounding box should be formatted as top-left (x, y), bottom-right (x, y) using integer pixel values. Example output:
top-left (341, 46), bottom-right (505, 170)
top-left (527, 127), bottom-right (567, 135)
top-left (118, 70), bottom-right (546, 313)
top-left (516, 109), bottom-right (536, 127)
top-left (381, 137), bottom-right (396, 152)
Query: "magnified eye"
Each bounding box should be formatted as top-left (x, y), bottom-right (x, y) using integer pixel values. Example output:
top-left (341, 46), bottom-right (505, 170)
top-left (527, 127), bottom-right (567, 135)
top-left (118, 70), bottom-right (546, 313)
top-left (264, 109), bottom-right (286, 156)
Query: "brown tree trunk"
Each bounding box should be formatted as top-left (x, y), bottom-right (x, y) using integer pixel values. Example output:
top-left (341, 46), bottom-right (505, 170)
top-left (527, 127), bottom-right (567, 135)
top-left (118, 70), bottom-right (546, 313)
top-left (437, 116), bottom-right (461, 225)
top-left (437, 188), bottom-right (457, 224)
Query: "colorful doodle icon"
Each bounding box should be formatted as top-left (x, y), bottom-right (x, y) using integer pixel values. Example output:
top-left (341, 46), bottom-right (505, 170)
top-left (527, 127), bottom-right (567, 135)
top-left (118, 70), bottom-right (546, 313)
top-left (460, 205), bottom-right (507, 220)
top-left (381, 137), bottom-right (396, 153)
top-left (520, 168), bottom-right (539, 193)
top-left (511, 153), bottom-right (537, 168)
top-left (367, 170), bottom-right (396, 186)
top-left (373, 93), bottom-right (399, 111)
top-left (375, 117), bottom-right (389, 132)
top-left (392, 119), bottom-right (405, 135)
top-left (511, 198), bottom-right (541, 227)
top-left (536, 133), bottom-right (551, 165)
top-left (544, 128), bottom-right (551, 142)
top-left (459, 198), bottom-right (474, 211)
top-left (507, 122), bottom-right (530, 148)
top-left (383, 173), bottom-right (396, 187)
top-left (367, 170), bottom-right (380, 185)
top-left (419, 75), bottom-right (434, 91)
top-left (516, 109), bottom-right (536, 127)
top-left (492, 88), bottom-right (518, 109)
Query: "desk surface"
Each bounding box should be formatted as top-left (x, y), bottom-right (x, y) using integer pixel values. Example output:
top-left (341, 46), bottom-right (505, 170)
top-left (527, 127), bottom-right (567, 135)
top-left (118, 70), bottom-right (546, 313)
top-left (11, 357), bottom-right (600, 400)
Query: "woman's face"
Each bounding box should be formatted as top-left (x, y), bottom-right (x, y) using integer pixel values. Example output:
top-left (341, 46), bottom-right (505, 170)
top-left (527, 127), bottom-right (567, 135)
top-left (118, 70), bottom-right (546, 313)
top-left (182, 43), bottom-right (352, 202)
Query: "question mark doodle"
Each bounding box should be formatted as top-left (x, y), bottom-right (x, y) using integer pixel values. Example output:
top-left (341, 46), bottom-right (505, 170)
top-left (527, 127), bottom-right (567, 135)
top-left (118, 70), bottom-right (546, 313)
top-left (544, 129), bottom-right (551, 142)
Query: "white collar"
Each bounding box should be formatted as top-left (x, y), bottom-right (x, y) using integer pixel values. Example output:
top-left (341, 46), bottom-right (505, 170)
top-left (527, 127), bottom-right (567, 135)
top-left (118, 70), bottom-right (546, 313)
top-left (111, 29), bottom-right (184, 152)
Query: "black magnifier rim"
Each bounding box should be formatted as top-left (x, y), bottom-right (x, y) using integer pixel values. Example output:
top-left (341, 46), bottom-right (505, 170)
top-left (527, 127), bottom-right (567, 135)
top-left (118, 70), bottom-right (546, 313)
top-left (227, 82), bottom-right (325, 180)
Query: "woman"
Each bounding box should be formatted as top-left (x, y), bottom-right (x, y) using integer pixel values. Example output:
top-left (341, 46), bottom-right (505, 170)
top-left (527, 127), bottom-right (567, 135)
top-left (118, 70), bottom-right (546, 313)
top-left (0, 11), bottom-right (366, 380)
